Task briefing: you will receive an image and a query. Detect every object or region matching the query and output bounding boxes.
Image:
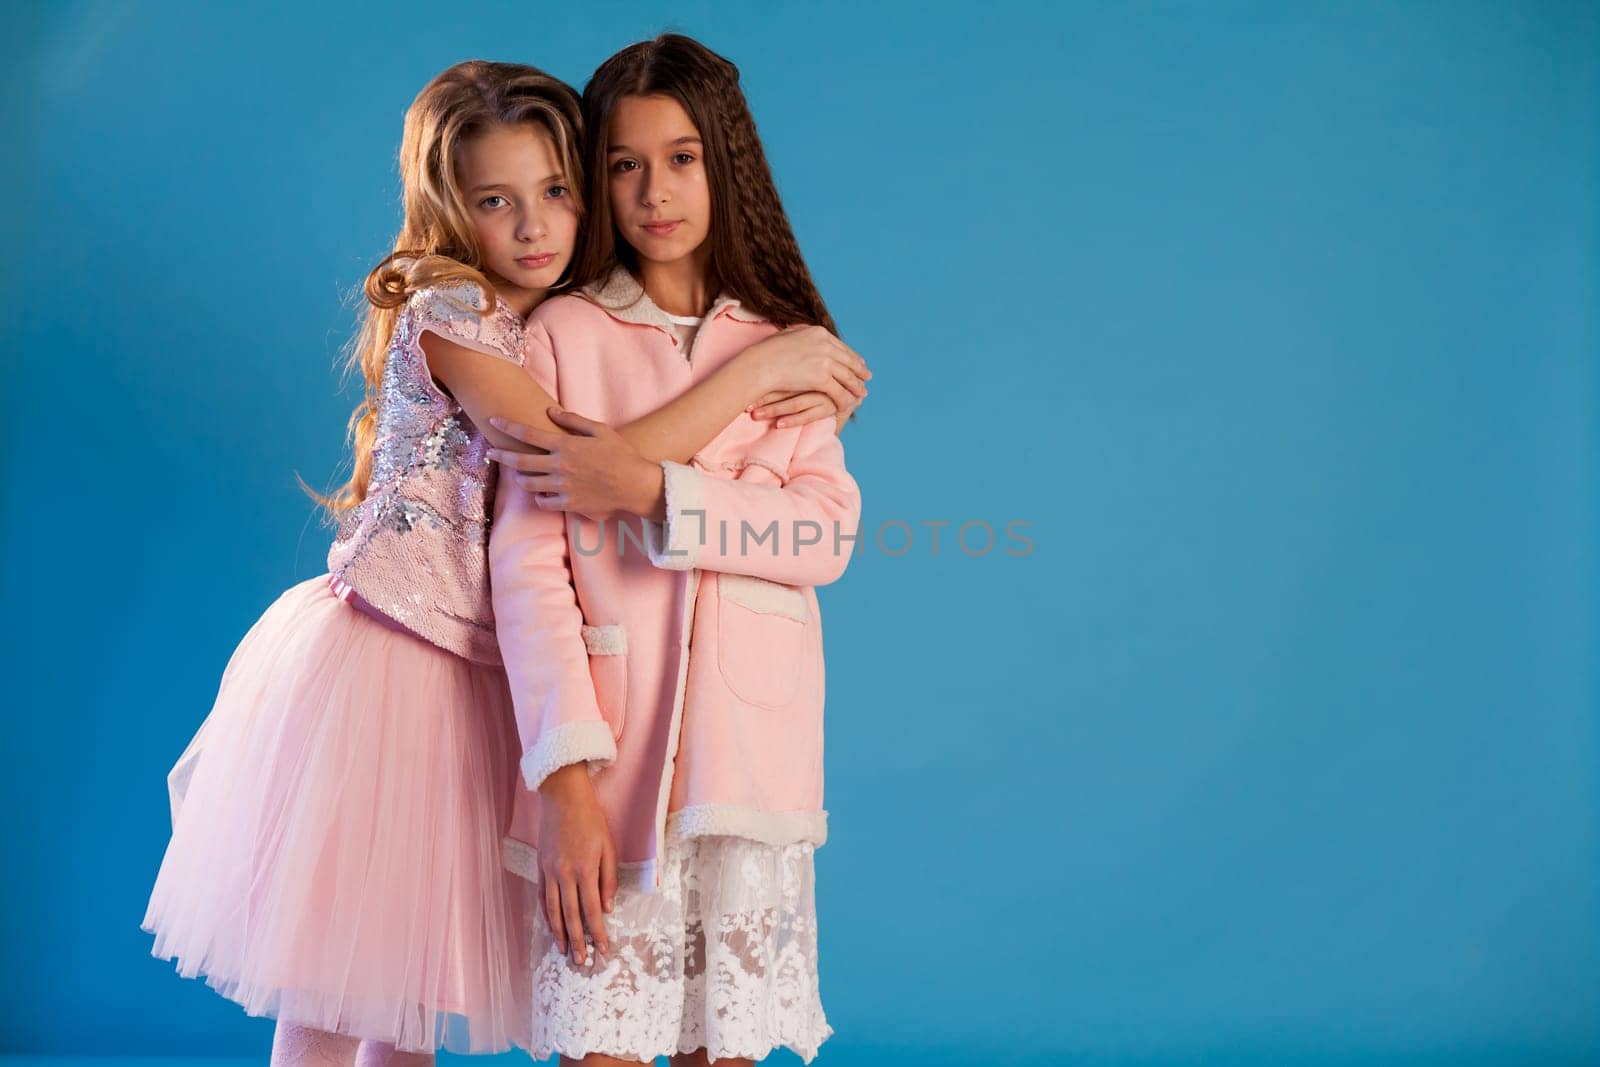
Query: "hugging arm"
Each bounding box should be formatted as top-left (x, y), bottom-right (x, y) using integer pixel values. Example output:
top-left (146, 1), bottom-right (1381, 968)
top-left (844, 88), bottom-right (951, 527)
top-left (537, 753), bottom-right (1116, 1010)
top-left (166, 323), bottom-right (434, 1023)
top-left (421, 318), bottom-right (867, 462)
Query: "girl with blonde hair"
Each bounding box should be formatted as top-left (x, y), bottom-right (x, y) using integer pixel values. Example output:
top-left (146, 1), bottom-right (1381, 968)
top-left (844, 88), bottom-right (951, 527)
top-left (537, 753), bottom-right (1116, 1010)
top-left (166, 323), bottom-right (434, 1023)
top-left (141, 58), bottom-right (868, 1066)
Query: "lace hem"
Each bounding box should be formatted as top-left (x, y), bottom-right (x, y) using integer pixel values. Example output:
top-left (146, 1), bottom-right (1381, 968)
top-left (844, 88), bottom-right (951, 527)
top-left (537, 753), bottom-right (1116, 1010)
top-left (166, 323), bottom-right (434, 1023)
top-left (524, 834), bottom-right (831, 1063)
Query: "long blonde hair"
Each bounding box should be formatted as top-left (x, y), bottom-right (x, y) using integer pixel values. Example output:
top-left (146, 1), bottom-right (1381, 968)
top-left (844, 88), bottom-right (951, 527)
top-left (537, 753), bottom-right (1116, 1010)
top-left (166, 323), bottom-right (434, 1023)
top-left (314, 60), bottom-right (583, 515)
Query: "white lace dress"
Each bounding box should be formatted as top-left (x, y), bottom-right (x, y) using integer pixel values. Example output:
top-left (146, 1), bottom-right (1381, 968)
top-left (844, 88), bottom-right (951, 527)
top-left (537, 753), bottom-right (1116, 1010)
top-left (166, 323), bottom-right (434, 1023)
top-left (525, 833), bottom-right (831, 1064)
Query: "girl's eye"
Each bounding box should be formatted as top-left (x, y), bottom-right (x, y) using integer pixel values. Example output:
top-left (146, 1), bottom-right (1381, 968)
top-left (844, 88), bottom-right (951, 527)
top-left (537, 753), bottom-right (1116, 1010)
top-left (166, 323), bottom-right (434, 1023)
top-left (611, 159), bottom-right (639, 173)
top-left (547, 185), bottom-right (569, 199)
top-left (672, 152), bottom-right (696, 165)
top-left (480, 195), bottom-right (508, 209)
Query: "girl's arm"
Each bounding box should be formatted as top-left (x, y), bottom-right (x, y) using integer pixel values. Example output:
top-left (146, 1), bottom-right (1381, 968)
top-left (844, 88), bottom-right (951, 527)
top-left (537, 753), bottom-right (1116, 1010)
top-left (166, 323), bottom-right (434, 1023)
top-left (421, 318), bottom-right (866, 461)
top-left (487, 437), bottom-right (618, 961)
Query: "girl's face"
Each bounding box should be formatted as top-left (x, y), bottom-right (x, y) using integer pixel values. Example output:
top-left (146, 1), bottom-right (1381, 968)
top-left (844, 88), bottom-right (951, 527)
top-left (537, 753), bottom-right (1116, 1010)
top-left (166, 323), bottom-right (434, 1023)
top-left (457, 122), bottom-right (579, 301)
top-left (606, 94), bottom-right (712, 269)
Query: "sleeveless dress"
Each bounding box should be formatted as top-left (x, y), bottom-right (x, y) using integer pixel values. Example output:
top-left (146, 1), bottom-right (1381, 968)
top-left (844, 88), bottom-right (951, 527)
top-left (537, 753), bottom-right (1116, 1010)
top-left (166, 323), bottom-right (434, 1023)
top-left (141, 281), bottom-right (531, 1053)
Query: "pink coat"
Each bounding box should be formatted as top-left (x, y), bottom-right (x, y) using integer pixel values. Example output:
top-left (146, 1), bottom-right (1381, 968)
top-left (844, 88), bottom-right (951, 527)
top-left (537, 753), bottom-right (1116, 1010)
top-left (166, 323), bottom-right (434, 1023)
top-left (491, 268), bottom-right (862, 891)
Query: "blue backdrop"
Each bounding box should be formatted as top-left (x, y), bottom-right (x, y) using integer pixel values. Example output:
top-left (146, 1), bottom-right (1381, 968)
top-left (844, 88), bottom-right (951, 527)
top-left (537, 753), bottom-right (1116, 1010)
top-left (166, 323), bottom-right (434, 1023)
top-left (4, 1), bottom-right (1596, 1064)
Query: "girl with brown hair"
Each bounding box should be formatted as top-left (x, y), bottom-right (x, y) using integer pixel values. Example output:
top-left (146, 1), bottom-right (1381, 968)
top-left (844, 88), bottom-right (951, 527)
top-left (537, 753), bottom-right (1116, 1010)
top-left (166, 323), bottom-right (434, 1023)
top-left (489, 33), bottom-right (862, 1066)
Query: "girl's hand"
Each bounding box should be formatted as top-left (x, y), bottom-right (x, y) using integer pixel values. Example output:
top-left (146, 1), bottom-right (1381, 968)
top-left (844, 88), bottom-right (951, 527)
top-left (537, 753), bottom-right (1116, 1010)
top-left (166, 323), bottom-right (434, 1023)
top-left (488, 410), bottom-right (664, 520)
top-left (742, 325), bottom-right (870, 419)
top-left (536, 763), bottom-right (617, 966)
top-left (750, 388), bottom-right (861, 429)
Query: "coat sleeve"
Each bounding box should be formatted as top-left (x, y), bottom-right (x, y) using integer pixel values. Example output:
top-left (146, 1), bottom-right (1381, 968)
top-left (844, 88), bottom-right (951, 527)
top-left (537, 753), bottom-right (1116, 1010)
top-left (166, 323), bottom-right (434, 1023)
top-left (642, 416), bottom-right (862, 586)
top-left (489, 318), bottom-right (617, 791)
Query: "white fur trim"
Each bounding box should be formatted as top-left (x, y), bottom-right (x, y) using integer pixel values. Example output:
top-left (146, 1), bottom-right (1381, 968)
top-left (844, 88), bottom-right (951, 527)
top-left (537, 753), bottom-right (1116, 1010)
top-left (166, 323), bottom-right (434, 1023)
top-left (501, 836), bottom-right (540, 883)
top-left (581, 267), bottom-right (767, 333)
top-left (580, 622), bottom-right (627, 656)
top-left (518, 720), bottom-right (617, 792)
top-left (718, 572), bottom-right (809, 622)
top-left (582, 267), bottom-right (659, 327)
top-left (502, 835), bottom-right (658, 891)
top-left (668, 804), bottom-right (829, 847)
top-left (644, 460), bottom-right (702, 570)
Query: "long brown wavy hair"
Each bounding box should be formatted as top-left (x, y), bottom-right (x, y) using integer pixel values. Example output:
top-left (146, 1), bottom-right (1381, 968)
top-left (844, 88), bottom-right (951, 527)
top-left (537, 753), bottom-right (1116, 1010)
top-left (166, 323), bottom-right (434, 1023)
top-left (313, 60), bottom-right (583, 515)
top-left (573, 34), bottom-right (836, 335)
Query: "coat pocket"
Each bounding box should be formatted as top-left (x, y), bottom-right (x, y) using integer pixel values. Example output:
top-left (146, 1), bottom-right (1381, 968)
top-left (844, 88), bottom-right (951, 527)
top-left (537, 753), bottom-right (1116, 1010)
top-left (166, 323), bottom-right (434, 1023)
top-left (581, 623), bottom-right (628, 739)
top-left (716, 572), bottom-right (809, 709)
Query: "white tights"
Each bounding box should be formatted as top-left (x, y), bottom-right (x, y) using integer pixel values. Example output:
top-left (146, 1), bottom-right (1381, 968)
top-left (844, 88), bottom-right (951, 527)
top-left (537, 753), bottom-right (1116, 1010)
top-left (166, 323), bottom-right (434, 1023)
top-left (269, 1021), bottom-right (435, 1067)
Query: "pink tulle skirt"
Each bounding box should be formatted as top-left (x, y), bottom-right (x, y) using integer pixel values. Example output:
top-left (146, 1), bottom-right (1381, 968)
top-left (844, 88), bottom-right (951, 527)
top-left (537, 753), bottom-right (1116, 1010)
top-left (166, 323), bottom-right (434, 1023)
top-left (142, 576), bottom-right (531, 1053)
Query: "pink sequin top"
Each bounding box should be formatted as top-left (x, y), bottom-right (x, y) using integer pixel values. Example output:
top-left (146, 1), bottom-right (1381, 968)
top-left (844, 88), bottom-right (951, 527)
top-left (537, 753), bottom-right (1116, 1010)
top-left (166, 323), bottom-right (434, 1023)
top-left (326, 281), bottom-right (525, 665)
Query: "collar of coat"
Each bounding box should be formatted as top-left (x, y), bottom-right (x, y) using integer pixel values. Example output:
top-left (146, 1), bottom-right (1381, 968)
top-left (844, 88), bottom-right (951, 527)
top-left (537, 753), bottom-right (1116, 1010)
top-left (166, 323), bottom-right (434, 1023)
top-left (580, 266), bottom-right (769, 333)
